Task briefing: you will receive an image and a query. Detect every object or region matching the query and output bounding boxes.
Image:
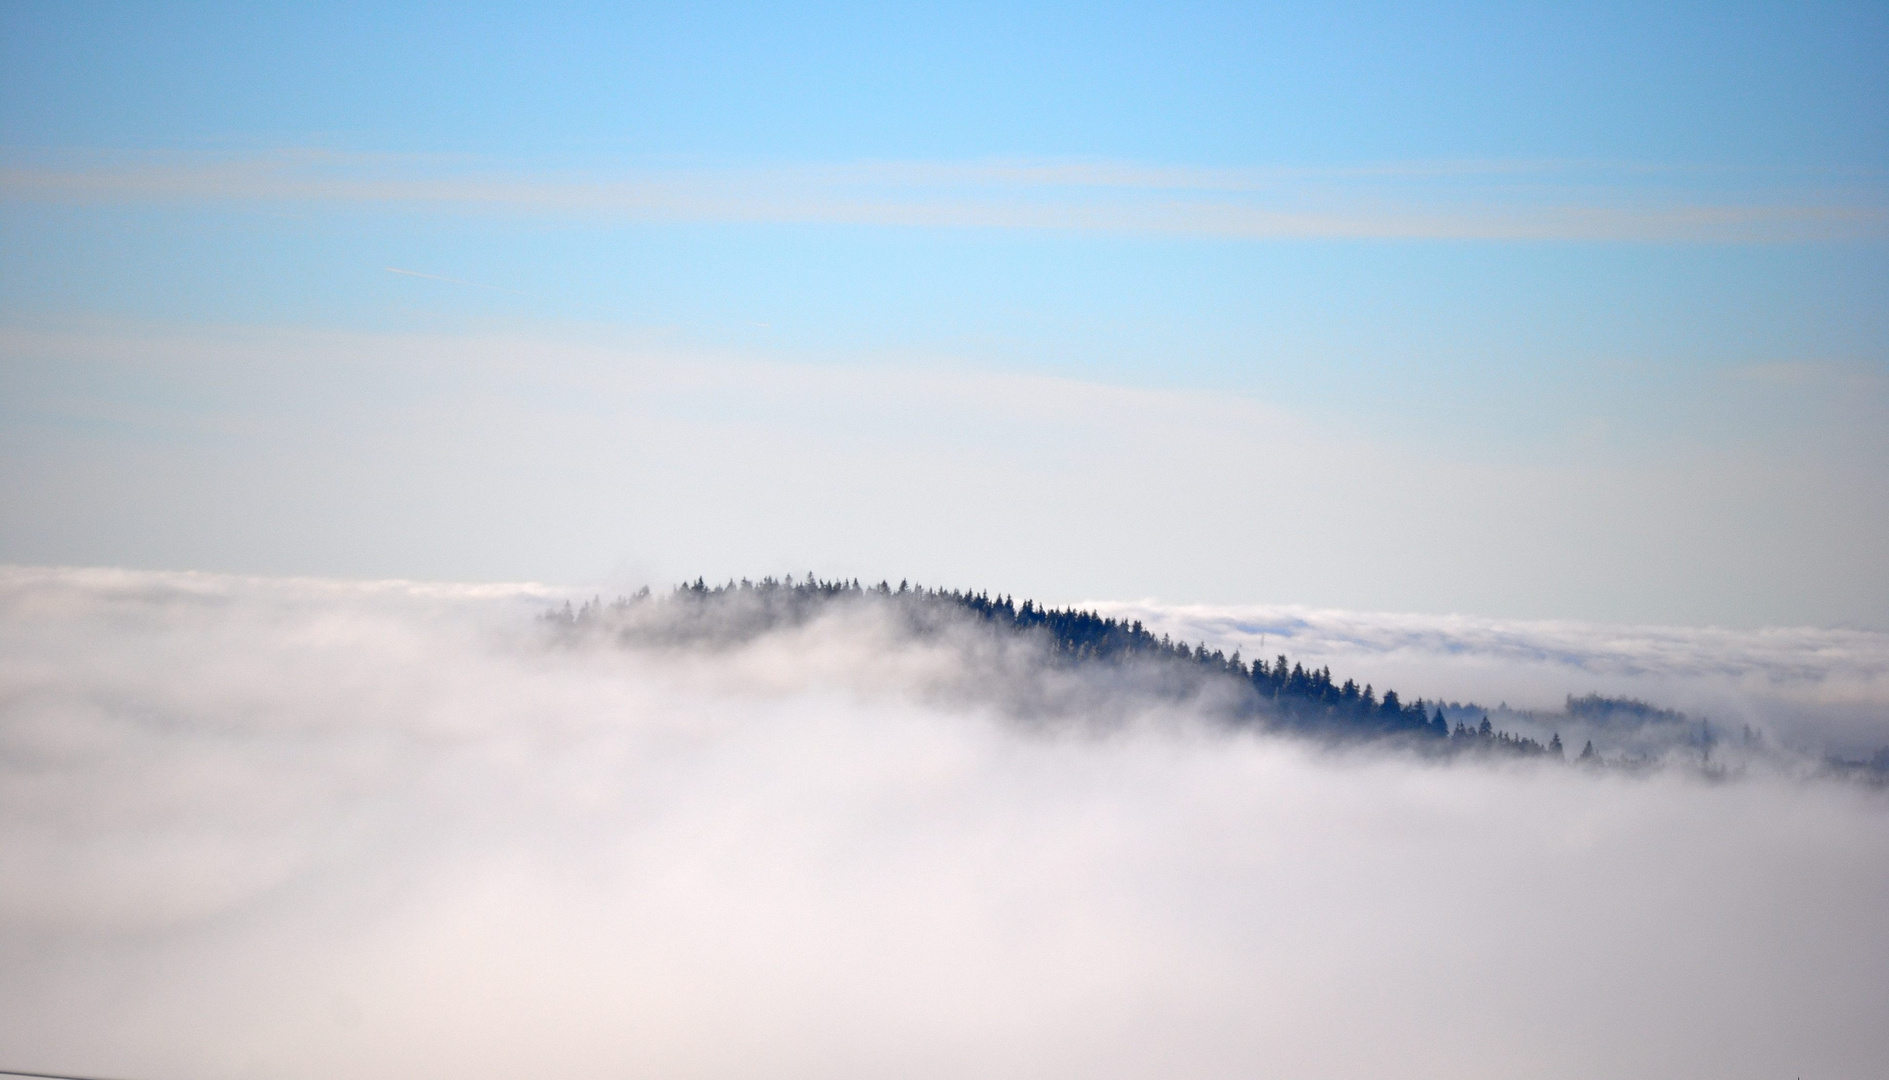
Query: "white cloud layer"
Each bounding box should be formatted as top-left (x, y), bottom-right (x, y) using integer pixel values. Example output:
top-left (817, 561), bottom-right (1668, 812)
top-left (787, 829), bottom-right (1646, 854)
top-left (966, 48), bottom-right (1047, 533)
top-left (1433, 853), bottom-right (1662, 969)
top-left (3, 566), bottom-right (1887, 1080)
top-left (1097, 599), bottom-right (1889, 756)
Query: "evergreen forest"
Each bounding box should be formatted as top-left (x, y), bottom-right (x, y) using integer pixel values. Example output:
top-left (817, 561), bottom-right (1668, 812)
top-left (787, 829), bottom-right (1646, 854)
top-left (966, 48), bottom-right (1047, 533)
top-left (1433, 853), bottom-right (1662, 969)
top-left (547, 574), bottom-right (1571, 760)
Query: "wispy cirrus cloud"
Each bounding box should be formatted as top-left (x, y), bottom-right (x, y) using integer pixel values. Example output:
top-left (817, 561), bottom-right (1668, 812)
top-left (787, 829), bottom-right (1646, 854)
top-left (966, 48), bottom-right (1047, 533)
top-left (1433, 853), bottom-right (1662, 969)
top-left (3, 148), bottom-right (1883, 243)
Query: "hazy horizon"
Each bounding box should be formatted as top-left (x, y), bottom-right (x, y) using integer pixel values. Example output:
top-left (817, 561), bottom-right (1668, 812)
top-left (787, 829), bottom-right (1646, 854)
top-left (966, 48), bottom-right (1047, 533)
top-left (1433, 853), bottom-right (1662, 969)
top-left (5, 3), bottom-right (1888, 627)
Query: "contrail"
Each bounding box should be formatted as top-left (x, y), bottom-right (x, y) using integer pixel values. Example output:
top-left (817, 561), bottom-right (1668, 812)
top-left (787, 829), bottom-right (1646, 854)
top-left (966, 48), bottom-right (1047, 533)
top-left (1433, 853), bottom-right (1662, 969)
top-left (384, 266), bottom-right (526, 294)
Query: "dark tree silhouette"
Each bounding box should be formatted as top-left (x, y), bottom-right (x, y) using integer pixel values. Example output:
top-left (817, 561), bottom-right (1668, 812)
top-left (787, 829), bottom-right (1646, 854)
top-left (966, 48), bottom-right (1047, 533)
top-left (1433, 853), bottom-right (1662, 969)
top-left (546, 575), bottom-right (1581, 758)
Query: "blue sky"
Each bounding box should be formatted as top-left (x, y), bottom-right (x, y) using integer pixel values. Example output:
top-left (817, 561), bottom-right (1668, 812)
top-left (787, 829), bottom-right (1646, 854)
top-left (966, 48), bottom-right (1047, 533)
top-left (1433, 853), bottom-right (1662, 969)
top-left (2, 1), bottom-right (1886, 625)
top-left (6, 2), bottom-right (1885, 164)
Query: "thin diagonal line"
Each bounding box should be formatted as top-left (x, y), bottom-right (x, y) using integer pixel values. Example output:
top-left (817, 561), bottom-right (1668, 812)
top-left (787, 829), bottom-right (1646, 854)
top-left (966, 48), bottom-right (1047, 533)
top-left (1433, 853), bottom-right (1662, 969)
top-left (1, 1068), bottom-right (152, 1080)
top-left (385, 266), bottom-right (527, 294)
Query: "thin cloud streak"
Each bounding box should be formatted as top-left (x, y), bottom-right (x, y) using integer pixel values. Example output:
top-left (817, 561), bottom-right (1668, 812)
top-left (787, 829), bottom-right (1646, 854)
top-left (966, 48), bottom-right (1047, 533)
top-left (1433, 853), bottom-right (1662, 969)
top-left (384, 267), bottom-right (526, 295)
top-left (4, 149), bottom-right (1883, 242)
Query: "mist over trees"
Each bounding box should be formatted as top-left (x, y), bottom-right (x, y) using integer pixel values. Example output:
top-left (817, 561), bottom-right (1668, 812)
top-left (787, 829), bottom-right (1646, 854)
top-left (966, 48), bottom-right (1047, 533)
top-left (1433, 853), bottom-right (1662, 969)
top-left (10, 565), bottom-right (1889, 1077)
top-left (544, 574), bottom-right (1889, 781)
top-left (546, 575), bottom-right (1585, 762)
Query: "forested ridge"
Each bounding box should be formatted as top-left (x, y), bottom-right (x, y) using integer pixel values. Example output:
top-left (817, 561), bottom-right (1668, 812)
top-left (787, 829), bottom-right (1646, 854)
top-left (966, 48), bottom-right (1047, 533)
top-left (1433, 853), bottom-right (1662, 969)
top-left (547, 574), bottom-right (1570, 759)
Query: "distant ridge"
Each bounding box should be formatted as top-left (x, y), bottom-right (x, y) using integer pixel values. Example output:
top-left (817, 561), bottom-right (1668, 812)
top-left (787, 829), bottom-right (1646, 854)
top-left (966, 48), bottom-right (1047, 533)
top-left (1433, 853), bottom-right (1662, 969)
top-left (546, 574), bottom-right (1568, 760)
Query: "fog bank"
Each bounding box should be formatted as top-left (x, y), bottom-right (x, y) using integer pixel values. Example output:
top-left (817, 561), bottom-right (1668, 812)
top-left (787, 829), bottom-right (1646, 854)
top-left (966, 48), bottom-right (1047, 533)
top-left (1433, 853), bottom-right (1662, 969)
top-left (1100, 599), bottom-right (1889, 759)
top-left (3, 567), bottom-right (1887, 1079)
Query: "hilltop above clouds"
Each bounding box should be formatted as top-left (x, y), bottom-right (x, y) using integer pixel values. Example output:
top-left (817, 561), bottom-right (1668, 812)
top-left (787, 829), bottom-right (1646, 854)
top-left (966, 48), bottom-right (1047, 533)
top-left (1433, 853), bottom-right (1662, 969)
top-left (3, 566), bottom-right (1887, 1080)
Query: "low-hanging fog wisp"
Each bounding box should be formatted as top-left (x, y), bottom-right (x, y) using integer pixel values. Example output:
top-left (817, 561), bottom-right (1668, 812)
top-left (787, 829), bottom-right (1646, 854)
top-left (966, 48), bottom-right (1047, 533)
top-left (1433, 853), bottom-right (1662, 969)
top-left (2, 566), bottom-right (1887, 1080)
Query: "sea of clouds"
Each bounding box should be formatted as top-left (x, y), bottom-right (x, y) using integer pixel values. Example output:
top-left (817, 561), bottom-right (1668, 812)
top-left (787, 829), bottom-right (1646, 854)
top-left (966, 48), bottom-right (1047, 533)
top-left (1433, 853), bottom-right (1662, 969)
top-left (1098, 598), bottom-right (1889, 760)
top-left (3, 566), bottom-right (1887, 1079)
